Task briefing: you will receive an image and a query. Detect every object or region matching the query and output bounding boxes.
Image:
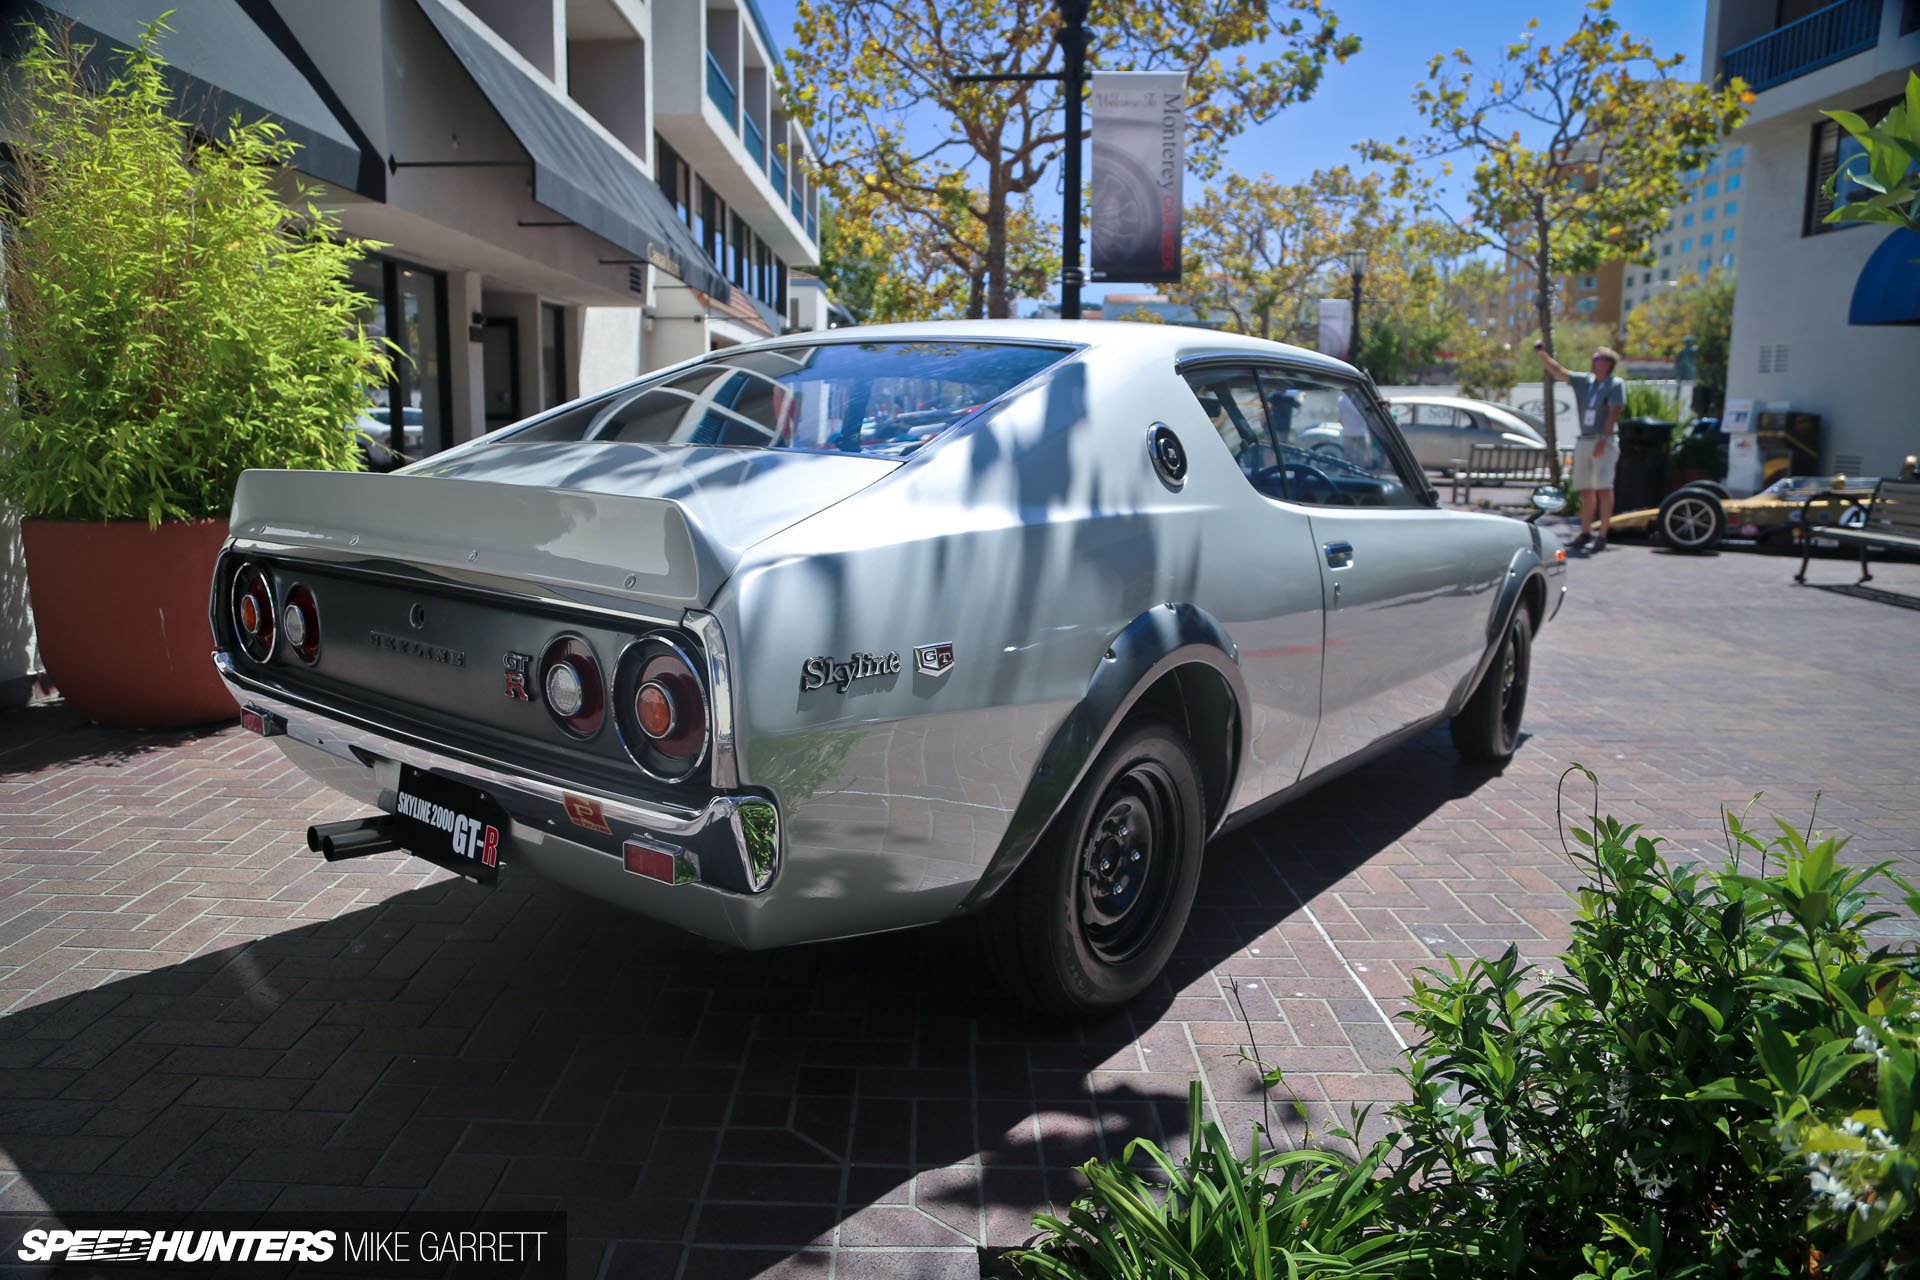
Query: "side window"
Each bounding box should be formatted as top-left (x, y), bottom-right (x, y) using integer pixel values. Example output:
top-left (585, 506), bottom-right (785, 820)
top-left (1179, 365), bottom-right (1286, 501)
top-left (1407, 403), bottom-right (1462, 428)
top-left (1252, 366), bottom-right (1424, 509)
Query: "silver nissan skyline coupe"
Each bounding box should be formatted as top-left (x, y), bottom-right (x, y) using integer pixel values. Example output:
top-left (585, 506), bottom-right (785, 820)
top-left (211, 321), bottom-right (1566, 1014)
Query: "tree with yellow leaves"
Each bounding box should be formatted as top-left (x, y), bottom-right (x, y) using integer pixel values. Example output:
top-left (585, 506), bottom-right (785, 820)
top-left (785, 0), bottom-right (1360, 318)
top-left (1365, 0), bottom-right (1747, 481)
top-left (1168, 166), bottom-right (1386, 342)
top-left (1625, 271), bottom-right (1735, 412)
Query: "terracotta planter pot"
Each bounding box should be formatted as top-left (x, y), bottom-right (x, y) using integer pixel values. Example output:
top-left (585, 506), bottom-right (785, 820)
top-left (20, 518), bottom-right (237, 729)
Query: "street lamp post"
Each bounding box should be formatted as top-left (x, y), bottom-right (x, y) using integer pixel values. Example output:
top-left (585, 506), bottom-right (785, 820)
top-left (1347, 245), bottom-right (1371, 364)
top-left (950, 0), bottom-right (1090, 319)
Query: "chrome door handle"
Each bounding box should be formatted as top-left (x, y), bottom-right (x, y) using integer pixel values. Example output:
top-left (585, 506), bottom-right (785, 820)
top-left (1323, 541), bottom-right (1354, 569)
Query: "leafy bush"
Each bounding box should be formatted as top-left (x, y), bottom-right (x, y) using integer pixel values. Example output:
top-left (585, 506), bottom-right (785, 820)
top-left (1622, 381), bottom-right (1683, 424)
top-left (1014, 778), bottom-right (1920, 1279)
top-left (0, 21), bottom-right (388, 526)
top-left (1009, 1082), bottom-right (1421, 1279)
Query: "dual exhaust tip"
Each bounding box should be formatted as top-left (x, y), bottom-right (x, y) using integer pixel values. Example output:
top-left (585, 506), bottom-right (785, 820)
top-left (306, 816), bottom-right (401, 862)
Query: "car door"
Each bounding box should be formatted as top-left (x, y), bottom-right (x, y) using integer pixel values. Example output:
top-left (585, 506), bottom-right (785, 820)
top-left (1177, 363), bottom-right (1326, 811)
top-left (1260, 366), bottom-right (1509, 777)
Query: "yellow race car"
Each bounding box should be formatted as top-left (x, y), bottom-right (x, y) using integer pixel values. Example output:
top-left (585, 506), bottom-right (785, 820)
top-left (1612, 475), bottom-right (1880, 553)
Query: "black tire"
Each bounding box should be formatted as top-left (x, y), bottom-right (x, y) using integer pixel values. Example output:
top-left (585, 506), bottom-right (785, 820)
top-left (1658, 489), bottom-right (1726, 552)
top-left (980, 720), bottom-right (1205, 1016)
top-left (1449, 610), bottom-right (1532, 763)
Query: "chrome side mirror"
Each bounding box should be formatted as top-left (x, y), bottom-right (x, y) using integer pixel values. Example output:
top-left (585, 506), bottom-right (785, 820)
top-left (1530, 483), bottom-right (1567, 514)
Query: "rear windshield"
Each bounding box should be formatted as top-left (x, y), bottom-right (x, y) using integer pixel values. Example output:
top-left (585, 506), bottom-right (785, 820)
top-left (496, 339), bottom-right (1071, 459)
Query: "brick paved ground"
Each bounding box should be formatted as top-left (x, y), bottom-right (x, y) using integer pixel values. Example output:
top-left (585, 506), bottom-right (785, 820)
top-left (1, 537), bottom-right (1916, 1279)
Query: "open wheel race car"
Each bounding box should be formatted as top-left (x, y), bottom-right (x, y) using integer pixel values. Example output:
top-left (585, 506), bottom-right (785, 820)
top-left (1610, 475), bottom-right (1881, 554)
top-left (211, 321), bottom-right (1566, 1015)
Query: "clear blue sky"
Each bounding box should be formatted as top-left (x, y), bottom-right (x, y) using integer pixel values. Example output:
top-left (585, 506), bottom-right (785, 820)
top-left (752, 0), bottom-right (1711, 301)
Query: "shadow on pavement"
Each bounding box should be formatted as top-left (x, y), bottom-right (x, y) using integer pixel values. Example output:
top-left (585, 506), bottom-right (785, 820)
top-left (0, 729), bottom-right (1498, 1278)
top-left (0, 701), bottom-right (231, 775)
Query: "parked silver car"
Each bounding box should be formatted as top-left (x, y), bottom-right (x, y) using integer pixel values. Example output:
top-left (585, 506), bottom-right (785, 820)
top-left (1385, 395), bottom-right (1548, 473)
top-left (211, 322), bottom-right (1566, 1013)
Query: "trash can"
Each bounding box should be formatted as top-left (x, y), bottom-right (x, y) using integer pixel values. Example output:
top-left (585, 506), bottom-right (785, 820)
top-left (1614, 417), bottom-right (1673, 512)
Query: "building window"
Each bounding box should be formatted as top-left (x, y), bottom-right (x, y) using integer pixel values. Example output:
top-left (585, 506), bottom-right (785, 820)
top-left (729, 214), bottom-right (749, 289)
top-left (1662, 243), bottom-right (1672, 256)
top-left (1703, 181), bottom-right (1718, 197)
top-left (1642, 271), bottom-right (1652, 285)
top-left (1726, 173), bottom-right (1741, 192)
top-left (656, 135), bottom-right (692, 227)
top-left (1575, 296), bottom-right (1597, 313)
top-left (1682, 212), bottom-right (1694, 227)
top-left (1681, 237), bottom-right (1692, 252)
top-left (1660, 267), bottom-right (1670, 280)
top-left (346, 255), bottom-right (451, 462)
top-left (700, 183), bottom-right (727, 270)
top-left (1724, 227), bottom-right (1736, 243)
top-left (1722, 252), bottom-right (1735, 268)
top-left (1578, 274), bottom-right (1597, 289)
top-left (1728, 145), bottom-right (1744, 168)
top-left (1699, 258), bottom-right (1711, 274)
top-left (1703, 207), bottom-right (1715, 222)
top-left (1725, 200), bottom-right (1738, 217)
top-left (1808, 94), bottom-right (1905, 234)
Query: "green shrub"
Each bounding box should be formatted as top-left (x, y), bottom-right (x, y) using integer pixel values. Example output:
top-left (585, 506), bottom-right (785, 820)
top-left (1009, 1082), bottom-right (1421, 1279)
top-left (1622, 381), bottom-right (1683, 425)
top-left (1396, 786), bottom-right (1920, 1277)
top-left (1016, 779), bottom-right (1920, 1279)
top-left (0, 20), bottom-right (388, 526)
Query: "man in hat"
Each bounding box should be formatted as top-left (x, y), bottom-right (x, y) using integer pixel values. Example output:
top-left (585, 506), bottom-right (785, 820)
top-left (1535, 342), bottom-right (1625, 553)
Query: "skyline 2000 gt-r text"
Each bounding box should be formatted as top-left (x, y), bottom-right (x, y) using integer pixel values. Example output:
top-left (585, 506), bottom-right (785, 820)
top-left (211, 321), bottom-right (1565, 1014)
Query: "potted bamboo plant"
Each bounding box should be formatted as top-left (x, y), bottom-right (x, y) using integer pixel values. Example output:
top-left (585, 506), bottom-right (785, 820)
top-left (0, 21), bottom-right (388, 728)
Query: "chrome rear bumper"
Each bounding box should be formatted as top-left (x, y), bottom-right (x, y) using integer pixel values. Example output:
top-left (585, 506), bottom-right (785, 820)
top-left (214, 652), bottom-right (779, 909)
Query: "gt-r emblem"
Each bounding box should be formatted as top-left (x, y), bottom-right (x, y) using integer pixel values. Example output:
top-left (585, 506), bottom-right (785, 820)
top-left (503, 651), bottom-right (533, 701)
top-left (914, 642), bottom-right (955, 678)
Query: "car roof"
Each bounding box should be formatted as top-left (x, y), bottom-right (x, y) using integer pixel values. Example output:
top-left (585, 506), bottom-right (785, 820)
top-left (1385, 394), bottom-right (1511, 412)
top-left (712, 318), bottom-right (1362, 380)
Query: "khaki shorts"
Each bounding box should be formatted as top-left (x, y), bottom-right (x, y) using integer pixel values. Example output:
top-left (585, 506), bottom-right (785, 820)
top-left (1572, 437), bottom-right (1619, 490)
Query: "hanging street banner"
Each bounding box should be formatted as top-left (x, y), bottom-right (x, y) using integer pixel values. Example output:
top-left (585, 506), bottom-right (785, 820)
top-left (1317, 299), bottom-right (1353, 360)
top-left (1090, 72), bottom-right (1187, 283)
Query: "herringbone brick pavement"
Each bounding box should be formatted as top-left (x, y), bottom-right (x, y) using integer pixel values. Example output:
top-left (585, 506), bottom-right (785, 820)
top-left (1, 541), bottom-right (1916, 1278)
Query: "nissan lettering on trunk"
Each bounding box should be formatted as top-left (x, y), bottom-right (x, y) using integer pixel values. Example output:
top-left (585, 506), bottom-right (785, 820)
top-left (389, 767), bottom-right (508, 883)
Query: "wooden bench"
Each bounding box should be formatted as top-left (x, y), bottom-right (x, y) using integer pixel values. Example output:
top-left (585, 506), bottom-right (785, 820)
top-left (1449, 443), bottom-right (1575, 504)
top-left (1795, 477), bottom-right (1920, 584)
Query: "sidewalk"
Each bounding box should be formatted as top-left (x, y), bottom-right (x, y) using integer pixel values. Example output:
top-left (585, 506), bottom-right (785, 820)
top-left (2, 543), bottom-right (1917, 1278)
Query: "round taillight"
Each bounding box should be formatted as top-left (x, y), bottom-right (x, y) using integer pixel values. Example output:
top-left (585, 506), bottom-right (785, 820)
top-left (230, 564), bottom-right (276, 663)
top-left (546, 662), bottom-right (585, 716)
top-left (538, 635), bottom-right (604, 739)
top-left (282, 584), bottom-right (321, 664)
top-left (615, 635), bottom-right (709, 782)
top-left (636, 681), bottom-right (676, 739)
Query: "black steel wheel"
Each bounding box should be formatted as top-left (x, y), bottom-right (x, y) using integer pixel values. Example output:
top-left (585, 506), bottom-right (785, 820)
top-left (981, 719), bottom-right (1205, 1016)
top-left (1449, 609), bottom-right (1533, 763)
top-left (1659, 488), bottom-right (1726, 553)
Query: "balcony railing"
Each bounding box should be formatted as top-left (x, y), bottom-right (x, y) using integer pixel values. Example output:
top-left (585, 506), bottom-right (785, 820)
top-left (1720, 0), bottom-right (1880, 92)
top-left (771, 157), bottom-right (787, 195)
top-left (790, 188), bottom-right (804, 221)
top-left (705, 51), bottom-right (737, 126)
top-left (743, 115), bottom-right (765, 168)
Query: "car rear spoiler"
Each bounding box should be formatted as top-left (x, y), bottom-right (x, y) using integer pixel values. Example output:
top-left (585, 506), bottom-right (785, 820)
top-left (228, 469), bottom-right (729, 610)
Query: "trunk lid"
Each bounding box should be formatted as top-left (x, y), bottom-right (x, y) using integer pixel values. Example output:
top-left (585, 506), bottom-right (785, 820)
top-left (230, 443), bottom-right (897, 609)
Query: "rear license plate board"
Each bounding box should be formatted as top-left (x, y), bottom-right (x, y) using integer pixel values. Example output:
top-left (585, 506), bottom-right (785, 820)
top-left (389, 766), bottom-right (508, 883)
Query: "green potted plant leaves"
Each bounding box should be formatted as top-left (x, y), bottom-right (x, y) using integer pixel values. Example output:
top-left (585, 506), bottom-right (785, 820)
top-left (0, 21), bottom-right (388, 727)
